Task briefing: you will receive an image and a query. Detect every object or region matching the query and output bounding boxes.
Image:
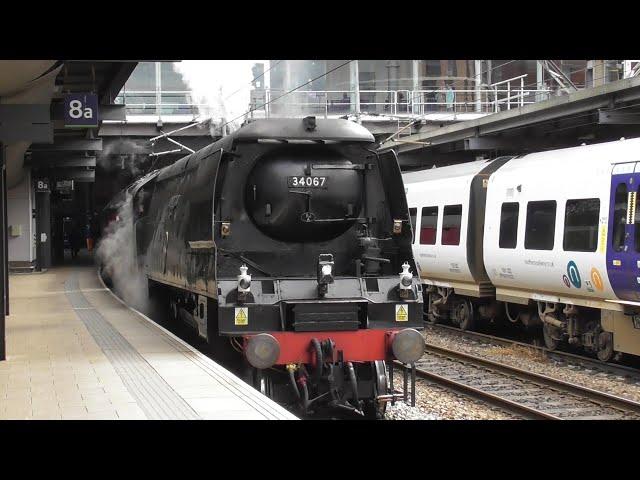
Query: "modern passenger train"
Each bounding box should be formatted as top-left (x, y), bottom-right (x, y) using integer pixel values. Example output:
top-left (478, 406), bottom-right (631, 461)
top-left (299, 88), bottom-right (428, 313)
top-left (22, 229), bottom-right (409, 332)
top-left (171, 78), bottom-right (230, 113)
top-left (404, 138), bottom-right (640, 361)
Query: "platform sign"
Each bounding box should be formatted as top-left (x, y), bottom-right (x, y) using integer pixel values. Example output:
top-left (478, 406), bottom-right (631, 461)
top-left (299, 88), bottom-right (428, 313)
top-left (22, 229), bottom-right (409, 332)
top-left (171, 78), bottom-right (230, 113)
top-left (56, 180), bottom-right (74, 195)
top-left (56, 180), bottom-right (74, 189)
top-left (35, 178), bottom-right (50, 193)
top-left (64, 93), bottom-right (98, 128)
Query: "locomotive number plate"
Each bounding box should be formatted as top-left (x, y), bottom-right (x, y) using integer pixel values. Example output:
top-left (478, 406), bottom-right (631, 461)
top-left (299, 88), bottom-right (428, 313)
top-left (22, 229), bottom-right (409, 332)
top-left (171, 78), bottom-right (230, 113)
top-left (288, 176), bottom-right (328, 188)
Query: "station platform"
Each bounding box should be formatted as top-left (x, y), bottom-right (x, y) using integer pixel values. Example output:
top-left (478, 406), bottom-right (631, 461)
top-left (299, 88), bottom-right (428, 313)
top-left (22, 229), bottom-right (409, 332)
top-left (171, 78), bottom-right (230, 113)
top-left (0, 263), bottom-right (297, 420)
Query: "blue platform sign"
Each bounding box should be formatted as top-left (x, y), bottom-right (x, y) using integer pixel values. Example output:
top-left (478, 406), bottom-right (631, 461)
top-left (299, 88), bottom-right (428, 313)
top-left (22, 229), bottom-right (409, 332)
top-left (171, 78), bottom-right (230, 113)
top-left (64, 93), bottom-right (99, 128)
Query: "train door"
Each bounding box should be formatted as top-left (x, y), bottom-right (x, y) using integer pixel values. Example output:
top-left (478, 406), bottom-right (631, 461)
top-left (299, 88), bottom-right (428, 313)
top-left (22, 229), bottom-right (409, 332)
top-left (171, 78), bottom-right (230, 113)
top-left (607, 162), bottom-right (640, 302)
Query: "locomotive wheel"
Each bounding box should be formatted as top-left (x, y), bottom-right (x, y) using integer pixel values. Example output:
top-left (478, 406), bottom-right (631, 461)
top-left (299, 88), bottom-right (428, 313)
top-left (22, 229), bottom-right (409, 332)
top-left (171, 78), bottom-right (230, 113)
top-left (457, 300), bottom-right (475, 331)
top-left (597, 331), bottom-right (614, 362)
top-left (543, 323), bottom-right (560, 351)
top-left (364, 361), bottom-right (388, 419)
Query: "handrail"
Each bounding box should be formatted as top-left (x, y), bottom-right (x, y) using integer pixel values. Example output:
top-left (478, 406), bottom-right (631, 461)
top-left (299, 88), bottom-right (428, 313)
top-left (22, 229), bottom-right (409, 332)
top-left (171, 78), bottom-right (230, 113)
top-left (489, 74), bottom-right (528, 87)
top-left (116, 81), bottom-right (555, 120)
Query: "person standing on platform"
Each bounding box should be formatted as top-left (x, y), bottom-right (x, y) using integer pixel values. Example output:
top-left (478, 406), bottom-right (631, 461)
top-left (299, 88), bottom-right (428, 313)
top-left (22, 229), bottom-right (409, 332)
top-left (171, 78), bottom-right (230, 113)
top-left (445, 83), bottom-right (455, 112)
top-left (85, 217), bottom-right (94, 252)
top-left (70, 219), bottom-right (83, 259)
top-left (89, 213), bottom-right (99, 251)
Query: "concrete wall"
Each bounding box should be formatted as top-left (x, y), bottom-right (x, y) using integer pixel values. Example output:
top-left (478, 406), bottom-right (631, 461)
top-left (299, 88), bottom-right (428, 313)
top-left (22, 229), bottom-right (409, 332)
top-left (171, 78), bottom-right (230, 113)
top-left (7, 169), bottom-right (34, 263)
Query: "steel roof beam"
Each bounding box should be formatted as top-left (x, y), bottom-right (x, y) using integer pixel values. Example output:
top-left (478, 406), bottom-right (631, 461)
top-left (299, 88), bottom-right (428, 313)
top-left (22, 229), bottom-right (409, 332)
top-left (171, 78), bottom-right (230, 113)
top-left (28, 155), bottom-right (96, 168)
top-left (29, 138), bottom-right (102, 151)
top-left (598, 109), bottom-right (640, 124)
top-left (99, 62), bottom-right (137, 105)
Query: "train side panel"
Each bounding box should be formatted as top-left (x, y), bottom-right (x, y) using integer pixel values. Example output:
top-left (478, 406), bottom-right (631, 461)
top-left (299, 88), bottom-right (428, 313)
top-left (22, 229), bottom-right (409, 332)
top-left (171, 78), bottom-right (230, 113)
top-left (483, 142), bottom-right (623, 309)
top-left (405, 161), bottom-right (486, 293)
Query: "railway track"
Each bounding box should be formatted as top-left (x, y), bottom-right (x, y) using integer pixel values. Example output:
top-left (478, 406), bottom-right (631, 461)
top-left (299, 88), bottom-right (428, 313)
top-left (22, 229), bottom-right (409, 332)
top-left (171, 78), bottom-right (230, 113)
top-left (425, 323), bottom-right (640, 381)
top-left (398, 343), bottom-right (640, 420)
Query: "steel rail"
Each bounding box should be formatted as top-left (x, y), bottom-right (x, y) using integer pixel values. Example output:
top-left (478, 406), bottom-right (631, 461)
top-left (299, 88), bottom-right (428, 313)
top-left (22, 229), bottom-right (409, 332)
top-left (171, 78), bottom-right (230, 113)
top-left (395, 359), bottom-right (558, 419)
top-left (425, 323), bottom-right (640, 379)
top-left (412, 342), bottom-right (640, 419)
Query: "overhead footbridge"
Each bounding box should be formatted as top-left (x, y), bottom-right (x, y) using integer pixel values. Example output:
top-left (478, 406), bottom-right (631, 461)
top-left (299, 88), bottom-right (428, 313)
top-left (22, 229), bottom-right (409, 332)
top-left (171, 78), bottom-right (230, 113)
top-left (380, 75), bottom-right (640, 169)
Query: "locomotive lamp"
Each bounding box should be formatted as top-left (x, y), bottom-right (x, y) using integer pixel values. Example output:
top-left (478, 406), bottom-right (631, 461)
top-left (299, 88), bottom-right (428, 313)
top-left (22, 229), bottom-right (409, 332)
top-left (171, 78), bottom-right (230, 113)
top-left (317, 253), bottom-right (334, 297)
top-left (237, 264), bottom-right (252, 293)
top-left (393, 219), bottom-right (402, 234)
top-left (399, 262), bottom-right (413, 298)
top-left (221, 222), bottom-right (231, 237)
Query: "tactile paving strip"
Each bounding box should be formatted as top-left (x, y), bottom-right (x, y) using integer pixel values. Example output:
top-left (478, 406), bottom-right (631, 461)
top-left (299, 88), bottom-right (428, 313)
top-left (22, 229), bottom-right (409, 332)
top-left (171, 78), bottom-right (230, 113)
top-left (64, 275), bottom-right (200, 420)
top-left (148, 323), bottom-right (297, 420)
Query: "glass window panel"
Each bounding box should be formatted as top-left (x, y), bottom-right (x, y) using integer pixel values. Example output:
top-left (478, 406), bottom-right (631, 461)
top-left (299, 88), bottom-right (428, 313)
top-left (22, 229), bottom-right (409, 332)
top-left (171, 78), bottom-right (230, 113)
top-left (499, 202), bottom-right (519, 249)
top-left (525, 201), bottom-right (557, 250)
top-left (442, 204), bottom-right (462, 246)
top-left (420, 206), bottom-right (438, 245)
top-left (563, 198), bottom-right (600, 252)
top-left (613, 183), bottom-right (627, 252)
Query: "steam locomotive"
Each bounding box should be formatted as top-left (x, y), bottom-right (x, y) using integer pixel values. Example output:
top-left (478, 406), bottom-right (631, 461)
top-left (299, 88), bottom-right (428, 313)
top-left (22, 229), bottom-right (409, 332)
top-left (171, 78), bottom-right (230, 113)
top-left (103, 117), bottom-right (425, 417)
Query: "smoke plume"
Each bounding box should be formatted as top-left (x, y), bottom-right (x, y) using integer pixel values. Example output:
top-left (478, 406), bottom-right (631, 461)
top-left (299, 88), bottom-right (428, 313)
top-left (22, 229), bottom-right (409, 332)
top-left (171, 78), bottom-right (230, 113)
top-left (172, 60), bottom-right (266, 133)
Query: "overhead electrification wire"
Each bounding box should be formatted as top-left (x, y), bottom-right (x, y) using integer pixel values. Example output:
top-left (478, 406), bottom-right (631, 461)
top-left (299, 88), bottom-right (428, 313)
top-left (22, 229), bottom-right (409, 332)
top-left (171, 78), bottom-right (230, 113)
top-left (222, 60), bottom-right (282, 102)
top-left (214, 60), bottom-right (354, 132)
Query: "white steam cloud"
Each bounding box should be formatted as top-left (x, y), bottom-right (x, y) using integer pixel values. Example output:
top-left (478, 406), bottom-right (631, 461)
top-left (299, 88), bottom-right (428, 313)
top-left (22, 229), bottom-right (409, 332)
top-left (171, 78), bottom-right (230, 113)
top-left (172, 60), bottom-right (267, 133)
top-left (96, 193), bottom-right (149, 312)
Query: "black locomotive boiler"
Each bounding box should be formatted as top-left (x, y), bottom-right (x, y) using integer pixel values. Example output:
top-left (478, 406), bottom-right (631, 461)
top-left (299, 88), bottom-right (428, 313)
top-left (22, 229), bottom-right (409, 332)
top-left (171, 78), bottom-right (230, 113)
top-left (104, 117), bottom-right (424, 417)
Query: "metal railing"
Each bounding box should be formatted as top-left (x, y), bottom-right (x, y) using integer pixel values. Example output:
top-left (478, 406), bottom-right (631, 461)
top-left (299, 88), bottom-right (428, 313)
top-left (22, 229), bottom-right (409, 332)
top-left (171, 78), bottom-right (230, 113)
top-left (259, 75), bottom-right (551, 118)
top-left (117, 75), bottom-right (553, 121)
top-left (115, 90), bottom-right (207, 117)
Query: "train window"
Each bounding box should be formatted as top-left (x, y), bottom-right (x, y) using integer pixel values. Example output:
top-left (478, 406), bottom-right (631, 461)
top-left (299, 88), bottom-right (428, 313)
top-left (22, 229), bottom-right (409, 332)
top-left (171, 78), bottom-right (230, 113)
top-left (409, 208), bottom-right (417, 244)
top-left (420, 206), bottom-right (438, 245)
top-left (563, 199), bottom-right (600, 252)
top-left (613, 183), bottom-right (627, 252)
top-left (499, 202), bottom-right (519, 248)
top-left (525, 201), bottom-right (556, 250)
top-left (442, 205), bottom-right (462, 246)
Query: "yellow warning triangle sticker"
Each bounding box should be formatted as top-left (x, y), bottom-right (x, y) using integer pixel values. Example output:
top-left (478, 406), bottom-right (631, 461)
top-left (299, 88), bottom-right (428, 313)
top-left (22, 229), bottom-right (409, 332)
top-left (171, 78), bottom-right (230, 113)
top-left (235, 307), bottom-right (248, 325)
top-left (395, 304), bottom-right (408, 322)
